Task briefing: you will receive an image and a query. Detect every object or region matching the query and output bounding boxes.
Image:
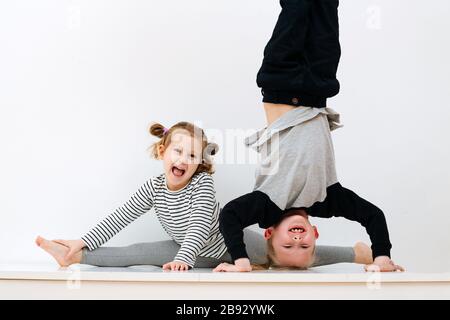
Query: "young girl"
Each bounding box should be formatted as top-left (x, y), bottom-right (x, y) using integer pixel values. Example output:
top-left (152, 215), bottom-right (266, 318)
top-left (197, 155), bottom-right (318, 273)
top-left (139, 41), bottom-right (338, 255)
top-left (36, 121), bottom-right (372, 270)
top-left (37, 121), bottom-right (225, 271)
top-left (214, 0), bottom-right (404, 273)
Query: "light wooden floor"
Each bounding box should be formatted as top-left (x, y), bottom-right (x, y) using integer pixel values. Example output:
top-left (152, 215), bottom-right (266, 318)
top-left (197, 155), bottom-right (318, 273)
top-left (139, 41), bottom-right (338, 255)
top-left (1, 263), bottom-right (449, 299)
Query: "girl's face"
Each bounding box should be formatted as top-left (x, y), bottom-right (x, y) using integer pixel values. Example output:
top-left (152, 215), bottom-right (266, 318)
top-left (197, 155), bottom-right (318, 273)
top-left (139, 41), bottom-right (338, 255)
top-left (264, 209), bottom-right (319, 267)
top-left (158, 130), bottom-right (203, 191)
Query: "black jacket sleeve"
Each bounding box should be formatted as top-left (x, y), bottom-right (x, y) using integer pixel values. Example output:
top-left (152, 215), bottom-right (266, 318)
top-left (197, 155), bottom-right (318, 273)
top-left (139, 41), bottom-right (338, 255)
top-left (305, 183), bottom-right (392, 259)
top-left (219, 191), bottom-right (284, 262)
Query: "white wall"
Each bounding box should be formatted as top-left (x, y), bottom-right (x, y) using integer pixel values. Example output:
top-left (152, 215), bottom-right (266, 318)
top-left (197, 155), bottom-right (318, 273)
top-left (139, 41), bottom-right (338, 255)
top-left (1, 0), bottom-right (449, 272)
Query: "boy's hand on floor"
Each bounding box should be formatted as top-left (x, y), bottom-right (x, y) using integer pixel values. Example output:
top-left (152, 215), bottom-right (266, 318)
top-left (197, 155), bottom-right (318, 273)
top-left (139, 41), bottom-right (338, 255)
top-left (52, 239), bottom-right (86, 261)
top-left (213, 258), bottom-right (252, 272)
top-left (364, 256), bottom-right (405, 272)
top-left (162, 261), bottom-right (190, 271)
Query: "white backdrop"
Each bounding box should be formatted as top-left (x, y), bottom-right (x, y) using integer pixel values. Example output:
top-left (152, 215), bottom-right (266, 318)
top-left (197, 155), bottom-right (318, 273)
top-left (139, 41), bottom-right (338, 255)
top-left (1, 0), bottom-right (449, 272)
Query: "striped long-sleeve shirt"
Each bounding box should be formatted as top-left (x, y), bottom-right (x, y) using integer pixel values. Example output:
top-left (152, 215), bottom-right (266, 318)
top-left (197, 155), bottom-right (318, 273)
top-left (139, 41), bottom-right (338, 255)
top-left (81, 172), bottom-right (228, 267)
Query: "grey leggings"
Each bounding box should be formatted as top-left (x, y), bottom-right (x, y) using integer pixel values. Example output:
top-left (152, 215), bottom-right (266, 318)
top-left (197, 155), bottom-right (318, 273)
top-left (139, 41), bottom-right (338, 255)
top-left (81, 229), bottom-right (355, 268)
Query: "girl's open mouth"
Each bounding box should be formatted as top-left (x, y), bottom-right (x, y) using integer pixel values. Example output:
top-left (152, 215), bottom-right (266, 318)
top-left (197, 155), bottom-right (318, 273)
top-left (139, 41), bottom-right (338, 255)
top-left (172, 166), bottom-right (186, 177)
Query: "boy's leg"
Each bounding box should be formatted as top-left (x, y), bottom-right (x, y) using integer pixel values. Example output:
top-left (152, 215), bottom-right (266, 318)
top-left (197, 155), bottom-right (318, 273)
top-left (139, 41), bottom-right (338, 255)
top-left (257, 0), bottom-right (341, 108)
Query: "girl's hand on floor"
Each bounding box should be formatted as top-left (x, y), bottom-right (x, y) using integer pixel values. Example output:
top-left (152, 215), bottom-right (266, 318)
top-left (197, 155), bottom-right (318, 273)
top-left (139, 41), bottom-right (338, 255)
top-left (52, 239), bottom-right (86, 261)
top-left (364, 256), bottom-right (405, 272)
top-left (213, 258), bottom-right (252, 272)
top-left (162, 261), bottom-right (190, 271)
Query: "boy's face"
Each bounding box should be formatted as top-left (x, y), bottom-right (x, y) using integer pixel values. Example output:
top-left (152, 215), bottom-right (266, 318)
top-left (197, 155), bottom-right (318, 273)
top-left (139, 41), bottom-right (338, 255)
top-left (264, 209), bottom-right (319, 267)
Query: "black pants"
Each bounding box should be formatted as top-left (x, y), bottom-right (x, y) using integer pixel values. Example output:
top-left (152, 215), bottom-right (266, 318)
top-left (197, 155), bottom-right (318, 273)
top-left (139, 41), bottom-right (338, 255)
top-left (257, 0), bottom-right (341, 108)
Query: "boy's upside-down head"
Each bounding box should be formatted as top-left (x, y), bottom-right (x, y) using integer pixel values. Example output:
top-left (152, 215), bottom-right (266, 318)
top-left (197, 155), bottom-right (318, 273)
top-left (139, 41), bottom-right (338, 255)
top-left (263, 208), bottom-right (318, 269)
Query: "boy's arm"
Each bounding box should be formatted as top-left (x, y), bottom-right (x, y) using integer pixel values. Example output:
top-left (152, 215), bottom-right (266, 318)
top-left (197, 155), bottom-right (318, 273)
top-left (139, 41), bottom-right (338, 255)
top-left (219, 191), bottom-right (283, 263)
top-left (305, 183), bottom-right (392, 260)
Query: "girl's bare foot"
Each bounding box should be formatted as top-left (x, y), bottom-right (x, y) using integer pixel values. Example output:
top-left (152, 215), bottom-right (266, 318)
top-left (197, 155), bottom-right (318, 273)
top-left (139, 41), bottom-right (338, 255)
top-left (353, 242), bottom-right (373, 265)
top-left (35, 236), bottom-right (81, 267)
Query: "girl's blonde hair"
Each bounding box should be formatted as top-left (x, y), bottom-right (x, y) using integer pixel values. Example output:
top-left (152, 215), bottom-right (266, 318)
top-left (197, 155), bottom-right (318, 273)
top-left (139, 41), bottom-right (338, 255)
top-left (147, 121), bottom-right (219, 175)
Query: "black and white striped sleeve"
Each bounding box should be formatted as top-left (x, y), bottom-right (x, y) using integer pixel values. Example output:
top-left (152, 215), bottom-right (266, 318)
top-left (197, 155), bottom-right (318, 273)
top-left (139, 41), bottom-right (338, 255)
top-left (173, 175), bottom-right (216, 267)
top-left (81, 179), bottom-right (155, 250)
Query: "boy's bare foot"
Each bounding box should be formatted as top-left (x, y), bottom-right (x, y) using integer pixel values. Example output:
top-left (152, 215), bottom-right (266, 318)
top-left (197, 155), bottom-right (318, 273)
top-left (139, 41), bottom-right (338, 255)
top-left (353, 242), bottom-right (373, 265)
top-left (35, 236), bottom-right (81, 267)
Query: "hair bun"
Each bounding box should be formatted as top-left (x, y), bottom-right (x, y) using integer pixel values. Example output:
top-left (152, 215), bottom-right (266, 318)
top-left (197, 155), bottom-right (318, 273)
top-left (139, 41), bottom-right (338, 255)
top-left (149, 122), bottom-right (167, 139)
top-left (205, 142), bottom-right (219, 156)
